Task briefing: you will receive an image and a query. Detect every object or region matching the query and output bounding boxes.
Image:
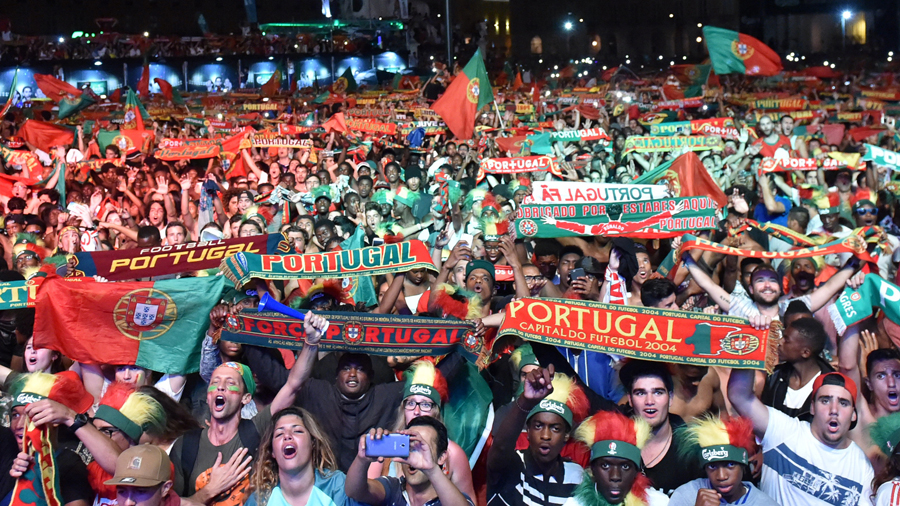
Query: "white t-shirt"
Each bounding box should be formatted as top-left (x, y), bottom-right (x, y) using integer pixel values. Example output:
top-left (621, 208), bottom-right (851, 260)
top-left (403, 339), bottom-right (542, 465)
top-left (875, 479), bottom-right (900, 505)
top-left (784, 371), bottom-right (822, 409)
top-left (761, 407), bottom-right (873, 506)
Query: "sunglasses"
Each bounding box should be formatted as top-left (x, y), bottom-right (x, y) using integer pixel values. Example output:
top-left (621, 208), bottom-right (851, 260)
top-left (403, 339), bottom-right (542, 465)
top-left (855, 208), bottom-right (877, 216)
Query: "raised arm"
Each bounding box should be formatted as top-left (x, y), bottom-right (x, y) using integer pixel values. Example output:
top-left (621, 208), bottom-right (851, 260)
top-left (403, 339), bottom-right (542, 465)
top-left (269, 312), bottom-right (329, 413)
top-left (727, 366), bottom-right (769, 439)
top-left (682, 252), bottom-right (733, 311)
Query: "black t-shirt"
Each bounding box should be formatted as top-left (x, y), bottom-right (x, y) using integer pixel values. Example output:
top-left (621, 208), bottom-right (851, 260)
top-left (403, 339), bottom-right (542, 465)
top-left (57, 448), bottom-right (94, 505)
top-left (643, 415), bottom-right (704, 496)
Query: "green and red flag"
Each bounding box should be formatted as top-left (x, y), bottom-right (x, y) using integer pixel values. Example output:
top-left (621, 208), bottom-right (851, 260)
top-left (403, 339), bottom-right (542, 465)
top-left (703, 26), bottom-right (782, 76)
top-left (34, 275), bottom-right (225, 374)
top-left (633, 151), bottom-right (728, 208)
top-left (122, 89), bottom-right (149, 130)
top-left (33, 74), bottom-right (81, 103)
top-left (0, 69), bottom-right (17, 117)
top-left (57, 92), bottom-right (96, 119)
top-left (17, 120), bottom-right (74, 152)
top-left (667, 64), bottom-right (712, 98)
top-left (432, 49), bottom-right (494, 140)
top-left (261, 68), bottom-right (283, 97)
top-left (154, 78), bottom-right (185, 105)
top-left (332, 67), bottom-right (358, 94)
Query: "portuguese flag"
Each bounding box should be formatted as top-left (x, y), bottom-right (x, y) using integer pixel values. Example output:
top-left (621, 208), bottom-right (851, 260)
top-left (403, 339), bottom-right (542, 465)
top-left (33, 276), bottom-right (224, 374)
top-left (333, 67), bottom-right (358, 94)
top-left (702, 26), bottom-right (782, 76)
top-left (0, 68), bottom-right (17, 117)
top-left (432, 49), bottom-right (494, 140)
top-left (122, 89), bottom-right (149, 130)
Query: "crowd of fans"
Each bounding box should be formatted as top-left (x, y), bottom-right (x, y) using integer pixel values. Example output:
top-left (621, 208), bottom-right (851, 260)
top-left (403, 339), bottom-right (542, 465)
top-left (1, 40), bottom-right (900, 506)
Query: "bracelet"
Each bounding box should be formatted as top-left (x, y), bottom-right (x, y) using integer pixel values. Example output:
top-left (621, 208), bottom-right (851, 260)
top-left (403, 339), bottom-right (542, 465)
top-left (514, 396), bottom-right (531, 413)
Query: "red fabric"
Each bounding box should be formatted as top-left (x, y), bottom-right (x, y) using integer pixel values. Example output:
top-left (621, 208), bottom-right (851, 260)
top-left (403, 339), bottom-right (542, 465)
top-left (261, 70), bottom-right (282, 97)
top-left (33, 276), bottom-right (141, 365)
top-left (154, 78), bottom-right (174, 102)
top-left (575, 105), bottom-right (601, 120)
top-left (494, 136), bottom-right (531, 154)
top-left (668, 152), bottom-right (728, 208)
top-left (33, 74), bottom-right (81, 103)
top-left (602, 67), bottom-right (619, 81)
top-left (736, 32), bottom-right (783, 76)
top-left (848, 126), bottom-right (884, 142)
top-left (109, 88), bottom-right (122, 103)
top-left (18, 120), bottom-right (74, 152)
top-left (137, 65), bottom-right (150, 99)
top-left (752, 134), bottom-right (792, 158)
top-left (323, 112), bottom-right (349, 134)
top-left (512, 72), bottom-right (523, 90)
top-left (804, 66), bottom-right (841, 79)
top-left (432, 71), bottom-right (480, 140)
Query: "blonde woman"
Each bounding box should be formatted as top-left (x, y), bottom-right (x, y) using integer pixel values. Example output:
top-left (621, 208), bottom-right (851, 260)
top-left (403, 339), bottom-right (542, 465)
top-left (247, 407), bottom-right (351, 506)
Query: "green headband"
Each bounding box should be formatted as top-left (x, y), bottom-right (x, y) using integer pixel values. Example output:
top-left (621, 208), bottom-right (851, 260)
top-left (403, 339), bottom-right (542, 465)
top-left (11, 392), bottom-right (47, 409)
top-left (219, 362), bottom-right (257, 396)
top-left (590, 440), bottom-right (643, 467)
top-left (94, 405), bottom-right (144, 442)
top-left (527, 399), bottom-right (574, 427)
top-left (699, 445), bottom-right (749, 466)
top-left (403, 383), bottom-right (442, 406)
top-left (818, 206), bottom-right (842, 216)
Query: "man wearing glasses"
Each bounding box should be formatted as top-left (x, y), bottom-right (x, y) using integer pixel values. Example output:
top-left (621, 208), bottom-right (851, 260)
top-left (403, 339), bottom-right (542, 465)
top-left (853, 197), bottom-right (900, 279)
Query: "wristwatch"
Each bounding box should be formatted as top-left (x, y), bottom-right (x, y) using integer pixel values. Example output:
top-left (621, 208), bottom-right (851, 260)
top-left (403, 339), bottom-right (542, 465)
top-left (69, 413), bottom-right (89, 432)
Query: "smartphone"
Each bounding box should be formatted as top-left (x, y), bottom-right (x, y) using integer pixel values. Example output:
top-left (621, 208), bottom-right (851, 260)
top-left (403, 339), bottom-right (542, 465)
top-left (366, 434), bottom-right (410, 459)
top-left (569, 268), bottom-right (586, 283)
top-left (459, 233), bottom-right (474, 247)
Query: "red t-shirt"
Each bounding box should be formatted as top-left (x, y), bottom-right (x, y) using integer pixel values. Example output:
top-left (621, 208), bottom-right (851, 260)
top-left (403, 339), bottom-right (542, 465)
top-left (753, 134), bottom-right (792, 158)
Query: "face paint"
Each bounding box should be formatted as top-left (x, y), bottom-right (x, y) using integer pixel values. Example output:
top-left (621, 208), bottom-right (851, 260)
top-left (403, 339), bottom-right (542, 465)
top-left (226, 385), bottom-right (242, 393)
top-left (207, 385), bottom-right (217, 392)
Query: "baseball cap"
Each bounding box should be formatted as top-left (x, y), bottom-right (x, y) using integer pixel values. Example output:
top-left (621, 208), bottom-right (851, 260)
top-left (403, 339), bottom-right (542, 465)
top-left (812, 372), bottom-right (857, 407)
top-left (465, 259), bottom-right (495, 281)
top-left (105, 444), bottom-right (172, 487)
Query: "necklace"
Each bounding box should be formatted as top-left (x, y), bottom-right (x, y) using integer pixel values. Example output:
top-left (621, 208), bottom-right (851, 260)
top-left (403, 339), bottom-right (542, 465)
top-left (644, 429), bottom-right (672, 468)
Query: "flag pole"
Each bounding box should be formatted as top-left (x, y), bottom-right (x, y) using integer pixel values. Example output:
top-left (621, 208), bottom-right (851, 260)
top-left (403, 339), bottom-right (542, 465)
top-left (493, 100), bottom-right (506, 130)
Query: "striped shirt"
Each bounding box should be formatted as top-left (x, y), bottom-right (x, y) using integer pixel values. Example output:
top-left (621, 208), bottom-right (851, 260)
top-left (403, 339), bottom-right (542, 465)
top-left (487, 450), bottom-right (583, 506)
top-left (875, 479), bottom-right (900, 506)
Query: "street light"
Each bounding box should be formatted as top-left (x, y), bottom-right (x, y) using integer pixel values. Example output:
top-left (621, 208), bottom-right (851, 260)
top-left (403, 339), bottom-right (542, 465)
top-left (841, 10), bottom-right (852, 51)
top-left (564, 21), bottom-right (573, 30)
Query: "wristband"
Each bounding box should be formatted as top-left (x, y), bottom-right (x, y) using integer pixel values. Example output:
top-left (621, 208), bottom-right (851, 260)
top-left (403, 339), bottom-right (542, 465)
top-left (69, 412), bottom-right (89, 432)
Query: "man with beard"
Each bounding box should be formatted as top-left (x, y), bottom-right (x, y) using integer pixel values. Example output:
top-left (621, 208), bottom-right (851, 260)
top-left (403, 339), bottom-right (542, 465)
top-left (788, 258), bottom-right (819, 297)
top-left (619, 360), bottom-right (702, 496)
top-left (683, 255), bottom-right (858, 320)
top-left (729, 368), bottom-right (874, 505)
top-left (761, 317), bottom-right (834, 419)
top-left (751, 115), bottom-right (792, 158)
top-left (170, 313), bottom-right (329, 505)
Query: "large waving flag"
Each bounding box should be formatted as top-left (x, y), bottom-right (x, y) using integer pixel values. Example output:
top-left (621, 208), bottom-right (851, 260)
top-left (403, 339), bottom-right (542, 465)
top-left (634, 151), bottom-right (727, 208)
top-left (332, 67), bottom-right (358, 94)
top-left (122, 89), bottom-right (149, 130)
top-left (34, 276), bottom-right (224, 374)
top-left (703, 26), bottom-right (782, 76)
top-left (18, 120), bottom-right (74, 152)
top-left (432, 49), bottom-right (494, 140)
top-left (154, 78), bottom-right (185, 105)
top-left (34, 74), bottom-right (82, 103)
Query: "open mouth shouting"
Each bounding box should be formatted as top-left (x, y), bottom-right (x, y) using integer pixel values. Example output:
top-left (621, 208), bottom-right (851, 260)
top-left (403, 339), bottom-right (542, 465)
top-left (213, 394), bottom-right (227, 412)
top-left (282, 443), bottom-right (297, 459)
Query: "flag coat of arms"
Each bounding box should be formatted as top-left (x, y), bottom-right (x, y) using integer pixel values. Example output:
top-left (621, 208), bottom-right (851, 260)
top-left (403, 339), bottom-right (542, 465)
top-left (431, 49), bottom-right (494, 140)
top-left (33, 276), bottom-right (225, 374)
top-left (702, 26), bottom-right (783, 76)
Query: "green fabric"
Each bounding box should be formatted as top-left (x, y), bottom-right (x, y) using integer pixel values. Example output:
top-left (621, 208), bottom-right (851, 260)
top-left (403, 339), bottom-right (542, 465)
top-left (702, 26), bottom-right (745, 74)
top-left (591, 440), bottom-right (642, 466)
top-left (862, 143), bottom-right (900, 169)
top-left (133, 276), bottom-right (225, 373)
top-left (525, 132), bottom-right (554, 155)
top-left (443, 362), bottom-right (494, 458)
top-left (831, 274), bottom-right (900, 335)
top-left (94, 405), bottom-right (143, 441)
top-left (465, 49), bottom-right (494, 111)
top-left (527, 399), bottom-right (573, 427)
top-left (58, 93), bottom-right (96, 119)
top-left (339, 226), bottom-right (377, 307)
top-left (336, 67), bottom-right (358, 93)
top-left (699, 444), bottom-right (749, 465)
